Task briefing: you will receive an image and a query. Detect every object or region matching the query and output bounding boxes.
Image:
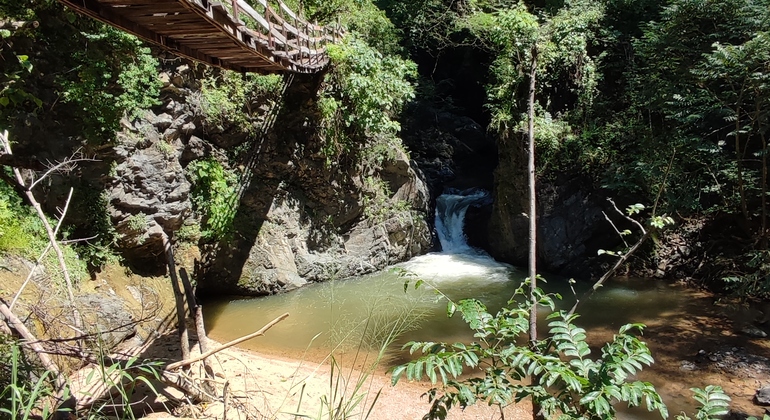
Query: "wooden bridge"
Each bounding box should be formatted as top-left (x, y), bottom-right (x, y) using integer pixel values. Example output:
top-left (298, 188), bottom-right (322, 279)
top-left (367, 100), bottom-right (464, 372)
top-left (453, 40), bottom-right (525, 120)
top-left (57, 0), bottom-right (344, 73)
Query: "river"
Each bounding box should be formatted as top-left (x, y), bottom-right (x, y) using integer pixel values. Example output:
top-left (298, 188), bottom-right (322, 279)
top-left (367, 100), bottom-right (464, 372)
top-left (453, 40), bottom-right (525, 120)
top-left (203, 190), bottom-right (770, 418)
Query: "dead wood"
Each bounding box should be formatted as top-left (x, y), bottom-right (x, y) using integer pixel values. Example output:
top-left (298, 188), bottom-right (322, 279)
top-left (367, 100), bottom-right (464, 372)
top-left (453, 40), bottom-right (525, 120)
top-left (166, 312), bottom-right (289, 371)
top-left (0, 299), bottom-right (65, 390)
top-left (179, 267), bottom-right (216, 394)
top-left (568, 199), bottom-right (649, 316)
top-left (162, 231), bottom-right (190, 363)
top-left (0, 131), bottom-right (87, 335)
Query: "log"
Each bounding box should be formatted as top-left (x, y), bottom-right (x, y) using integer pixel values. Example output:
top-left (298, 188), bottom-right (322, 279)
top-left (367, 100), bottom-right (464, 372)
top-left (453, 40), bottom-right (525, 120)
top-left (162, 232), bottom-right (190, 363)
top-left (166, 312), bottom-right (288, 371)
top-left (179, 267), bottom-right (216, 394)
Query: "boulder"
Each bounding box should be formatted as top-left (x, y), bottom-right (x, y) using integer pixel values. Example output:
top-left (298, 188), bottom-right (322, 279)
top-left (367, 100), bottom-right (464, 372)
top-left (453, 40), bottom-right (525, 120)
top-left (756, 386), bottom-right (770, 406)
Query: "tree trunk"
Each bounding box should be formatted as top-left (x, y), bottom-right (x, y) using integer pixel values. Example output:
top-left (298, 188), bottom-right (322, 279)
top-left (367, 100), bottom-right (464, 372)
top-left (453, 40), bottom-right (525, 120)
top-left (162, 232), bottom-right (190, 364)
top-left (527, 47), bottom-right (538, 348)
top-left (526, 46), bottom-right (544, 420)
top-left (735, 109), bottom-right (750, 225)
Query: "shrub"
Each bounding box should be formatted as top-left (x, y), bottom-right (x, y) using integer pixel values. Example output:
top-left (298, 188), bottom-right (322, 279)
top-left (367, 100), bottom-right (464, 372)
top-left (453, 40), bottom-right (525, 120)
top-left (392, 280), bottom-right (669, 420)
top-left (186, 158), bottom-right (238, 240)
top-left (198, 70), bottom-right (283, 134)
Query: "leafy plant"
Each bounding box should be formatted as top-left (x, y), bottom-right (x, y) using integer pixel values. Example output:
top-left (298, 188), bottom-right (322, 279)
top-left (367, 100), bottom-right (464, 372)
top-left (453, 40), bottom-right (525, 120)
top-left (198, 70), bottom-right (283, 134)
top-left (362, 176), bottom-right (410, 225)
top-left (319, 36), bottom-right (416, 167)
top-left (392, 281), bottom-right (669, 420)
top-left (58, 27), bottom-right (161, 143)
top-left (674, 386), bottom-right (731, 420)
top-left (0, 343), bottom-right (55, 420)
top-left (84, 355), bottom-right (162, 420)
top-left (126, 213), bottom-right (148, 232)
top-left (186, 158), bottom-right (238, 240)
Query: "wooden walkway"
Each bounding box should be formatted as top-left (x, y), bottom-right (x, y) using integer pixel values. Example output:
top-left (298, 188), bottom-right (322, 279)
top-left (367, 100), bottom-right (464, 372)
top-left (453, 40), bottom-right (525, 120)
top-left (57, 0), bottom-right (344, 73)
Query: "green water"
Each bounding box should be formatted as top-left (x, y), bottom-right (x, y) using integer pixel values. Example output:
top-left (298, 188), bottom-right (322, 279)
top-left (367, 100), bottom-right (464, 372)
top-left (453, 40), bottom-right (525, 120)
top-left (202, 252), bottom-right (723, 418)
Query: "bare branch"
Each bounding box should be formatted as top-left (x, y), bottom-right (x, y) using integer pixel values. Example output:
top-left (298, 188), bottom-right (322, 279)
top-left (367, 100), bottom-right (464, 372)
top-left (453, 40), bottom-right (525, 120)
top-left (0, 131), bottom-right (84, 335)
top-left (165, 313), bottom-right (289, 371)
top-left (0, 299), bottom-right (65, 390)
top-left (603, 210), bottom-right (629, 248)
top-left (28, 151), bottom-right (99, 190)
top-left (567, 199), bottom-right (649, 316)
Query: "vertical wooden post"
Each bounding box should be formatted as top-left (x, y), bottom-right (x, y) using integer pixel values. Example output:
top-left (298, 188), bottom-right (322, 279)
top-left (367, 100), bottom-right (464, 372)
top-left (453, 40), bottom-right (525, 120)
top-left (231, 0), bottom-right (239, 23)
top-left (163, 232), bottom-right (190, 366)
top-left (267, 8), bottom-right (274, 49)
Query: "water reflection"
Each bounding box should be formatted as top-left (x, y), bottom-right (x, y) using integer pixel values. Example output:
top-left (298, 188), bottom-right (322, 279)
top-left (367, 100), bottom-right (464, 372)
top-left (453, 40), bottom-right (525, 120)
top-left (203, 253), bottom-right (722, 419)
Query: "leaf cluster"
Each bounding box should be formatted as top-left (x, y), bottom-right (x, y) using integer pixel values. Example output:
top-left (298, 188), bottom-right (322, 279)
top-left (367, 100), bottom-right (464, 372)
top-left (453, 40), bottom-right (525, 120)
top-left (186, 158), bottom-right (238, 241)
top-left (319, 36), bottom-right (416, 168)
top-left (392, 282), bottom-right (668, 420)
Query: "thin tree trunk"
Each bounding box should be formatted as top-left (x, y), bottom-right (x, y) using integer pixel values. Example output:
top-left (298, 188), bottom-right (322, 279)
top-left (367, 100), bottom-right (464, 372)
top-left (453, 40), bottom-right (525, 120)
top-left (527, 47), bottom-right (538, 348)
top-left (757, 101), bottom-right (767, 246)
top-left (761, 128), bottom-right (767, 246)
top-left (0, 132), bottom-right (83, 335)
top-left (526, 46), bottom-right (544, 420)
top-left (735, 109), bottom-right (750, 225)
top-left (162, 232), bottom-right (190, 363)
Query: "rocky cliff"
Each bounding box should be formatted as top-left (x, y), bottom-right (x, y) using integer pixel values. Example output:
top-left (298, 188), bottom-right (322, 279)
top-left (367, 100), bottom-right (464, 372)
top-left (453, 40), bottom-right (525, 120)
top-left (109, 63), bottom-right (432, 295)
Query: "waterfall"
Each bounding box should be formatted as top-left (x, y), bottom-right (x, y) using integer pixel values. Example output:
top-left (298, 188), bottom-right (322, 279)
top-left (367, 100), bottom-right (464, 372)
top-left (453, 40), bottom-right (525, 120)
top-left (434, 189), bottom-right (490, 254)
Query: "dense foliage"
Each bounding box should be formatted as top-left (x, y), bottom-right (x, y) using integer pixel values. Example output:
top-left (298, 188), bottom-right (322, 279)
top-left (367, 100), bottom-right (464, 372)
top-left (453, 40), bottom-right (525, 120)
top-left (394, 283), bottom-right (669, 420)
top-left (0, 0), bottom-right (161, 144)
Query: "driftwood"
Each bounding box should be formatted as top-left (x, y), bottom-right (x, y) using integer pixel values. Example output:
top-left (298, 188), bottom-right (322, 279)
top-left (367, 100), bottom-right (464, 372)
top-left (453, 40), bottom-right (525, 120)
top-left (70, 312), bottom-right (289, 412)
top-left (162, 231), bottom-right (190, 363)
top-left (166, 312), bottom-right (289, 371)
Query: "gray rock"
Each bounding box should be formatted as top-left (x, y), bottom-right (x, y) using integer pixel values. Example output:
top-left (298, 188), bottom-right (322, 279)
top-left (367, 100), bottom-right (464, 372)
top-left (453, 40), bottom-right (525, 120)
top-left (741, 325), bottom-right (768, 338)
top-left (76, 293), bottom-right (136, 349)
top-left (151, 113), bottom-right (174, 130)
top-left (109, 142), bottom-right (191, 260)
top-left (756, 387), bottom-right (770, 406)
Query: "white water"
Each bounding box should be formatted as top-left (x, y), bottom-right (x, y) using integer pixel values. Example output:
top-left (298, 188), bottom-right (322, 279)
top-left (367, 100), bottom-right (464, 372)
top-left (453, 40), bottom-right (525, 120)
top-left (434, 189), bottom-right (489, 253)
top-left (406, 189), bottom-right (516, 286)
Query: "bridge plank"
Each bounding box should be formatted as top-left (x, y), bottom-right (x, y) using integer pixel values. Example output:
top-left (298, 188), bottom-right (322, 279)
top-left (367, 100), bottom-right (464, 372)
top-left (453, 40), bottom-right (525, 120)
top-left (55, 0), bottom-right (338, 73)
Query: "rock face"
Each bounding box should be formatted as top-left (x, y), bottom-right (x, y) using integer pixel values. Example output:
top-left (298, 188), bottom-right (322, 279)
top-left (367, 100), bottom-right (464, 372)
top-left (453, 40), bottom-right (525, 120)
top-left (194, 73), bottom-right (431, 295)
top-left (486, 135), bottom-right (620, 279)
top-left (13, 57), bottom-right (431, 293)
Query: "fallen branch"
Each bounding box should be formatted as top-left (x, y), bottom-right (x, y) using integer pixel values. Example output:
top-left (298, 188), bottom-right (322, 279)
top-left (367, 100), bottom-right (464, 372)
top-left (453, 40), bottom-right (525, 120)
top-left (166, 313), bottom-right (289, 371)
top-left (10, 188), bottom-right (74, 311)
top-left (0, 131), bottom-right (85, 334)
top-left (0, 300), bottom-right (64, 390)
top-left (567, 199), bottom-right (648, 317)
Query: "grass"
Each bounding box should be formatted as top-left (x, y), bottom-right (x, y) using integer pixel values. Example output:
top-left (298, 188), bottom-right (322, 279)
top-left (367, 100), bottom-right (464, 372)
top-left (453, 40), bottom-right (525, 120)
top-left (290, 279), bottom-right (427, 420)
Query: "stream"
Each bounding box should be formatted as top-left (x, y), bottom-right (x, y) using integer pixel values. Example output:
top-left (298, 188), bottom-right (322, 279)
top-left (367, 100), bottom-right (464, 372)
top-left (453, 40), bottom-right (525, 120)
top-left (204, 190), bottom-right (770, 419)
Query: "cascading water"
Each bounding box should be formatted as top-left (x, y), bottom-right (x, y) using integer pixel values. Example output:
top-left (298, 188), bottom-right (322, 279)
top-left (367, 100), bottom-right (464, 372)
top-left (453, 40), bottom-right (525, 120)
top-left (399, 188), bottom-right (513, 285)
top-left (434, 189), bottom-right (490, 254)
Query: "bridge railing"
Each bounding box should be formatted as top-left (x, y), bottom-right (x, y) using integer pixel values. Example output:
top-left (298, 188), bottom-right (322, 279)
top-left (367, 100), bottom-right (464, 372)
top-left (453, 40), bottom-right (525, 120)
top-left (224, 0), bottom-right (345, 69)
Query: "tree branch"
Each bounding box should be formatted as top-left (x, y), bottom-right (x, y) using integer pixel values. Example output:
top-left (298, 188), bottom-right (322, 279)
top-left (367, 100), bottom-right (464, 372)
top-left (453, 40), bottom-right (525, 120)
top-left (567, 199), bottom-right (648, 317)
top-left (165, 313), bottom-right (289, 371)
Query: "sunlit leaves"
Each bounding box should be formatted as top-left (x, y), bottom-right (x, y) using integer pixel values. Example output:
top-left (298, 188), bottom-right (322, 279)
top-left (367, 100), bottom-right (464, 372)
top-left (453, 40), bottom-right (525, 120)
top-left (391, 283), bottom-right (670, 420)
